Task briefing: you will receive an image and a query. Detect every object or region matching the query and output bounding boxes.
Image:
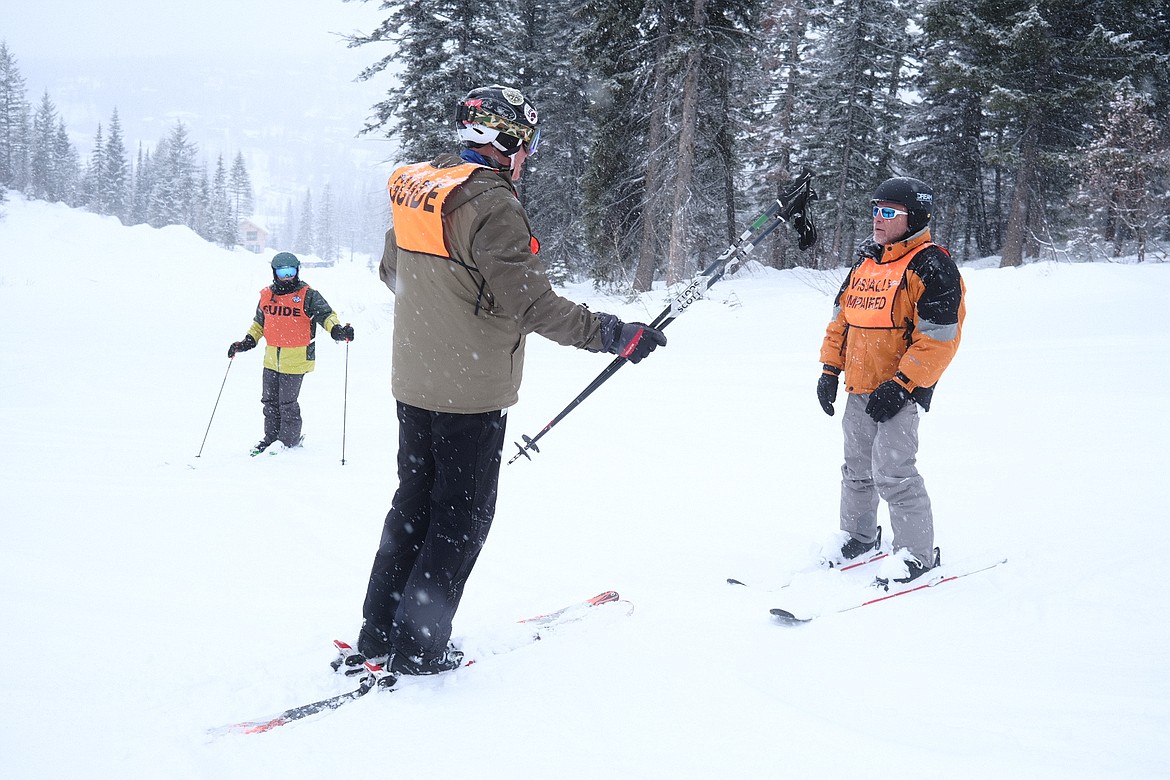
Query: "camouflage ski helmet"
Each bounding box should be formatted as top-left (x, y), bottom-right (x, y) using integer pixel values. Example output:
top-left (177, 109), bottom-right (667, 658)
top-left (455, 85), bottom-right (541, 156)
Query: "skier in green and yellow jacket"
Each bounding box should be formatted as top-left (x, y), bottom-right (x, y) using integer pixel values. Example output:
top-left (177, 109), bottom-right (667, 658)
top-left (228, 252), bottom-right (354, 455)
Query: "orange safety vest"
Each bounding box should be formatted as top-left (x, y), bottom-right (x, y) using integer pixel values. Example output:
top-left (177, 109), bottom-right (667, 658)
top-left (388, 161), bottom-right (541, 258)
top-left (840, 245), bottom-right (934, 329)
top-left (260, 287), bottom-right (313, 348)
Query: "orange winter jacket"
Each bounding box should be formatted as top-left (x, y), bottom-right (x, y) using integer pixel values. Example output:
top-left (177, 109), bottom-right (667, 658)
top-left (819, 229), bottom-right (965, 408)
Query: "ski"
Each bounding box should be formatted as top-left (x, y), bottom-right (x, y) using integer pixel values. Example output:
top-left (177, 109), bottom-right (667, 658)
top-left (728, 529), bottom-right (889, 590)
top-left (727, 550), bottom-right (889, 589)
top-left (770, 557), bottom-right (1008, 625)
top-left (211, 590), bottom-right (630, 736)
top-left (333, 590), bottom-right (628, 675)
top-left (208, 660), bottom-right (396, 737)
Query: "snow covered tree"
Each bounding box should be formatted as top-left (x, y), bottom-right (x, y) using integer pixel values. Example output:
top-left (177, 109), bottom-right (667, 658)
top-left (799, 0), bottom-right (911, 266)
top-left (574, 0), bottom-right (648, 287)
top-left (100, 109), bottom-right (130, 223)
top-left (29, 91), bottom-right (60, 201)
top-left (316, 183), bottom-right (337, 262)
top-left (348, 0), bottom-right (520, 163)
top-left (1081, 87), bottom-right (1169, 262)
top-left (129, 144), bottom-right (152, 226)
top-left (210, 155), bottom-right (235, 247)
top-left (294, 188), bottom-right (314, 256)
top-left (149, 121), bottom-right (199, 229)
top-left (748, 0), bottom-right (817, 270)
top-left (0, 42), bottom-right (31, 192)
top-left (228, 151), bottom-right (253, 231)
top-left (952, 0), bottom-right (1147, 266)
top-left (83, 123), bottom-right (105, 210)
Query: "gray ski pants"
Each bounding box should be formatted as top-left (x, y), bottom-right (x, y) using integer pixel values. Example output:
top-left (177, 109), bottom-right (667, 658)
top-left (839, 392), bottom-right (934, 563)
top-left (261, 368), bottom-right (305, 447)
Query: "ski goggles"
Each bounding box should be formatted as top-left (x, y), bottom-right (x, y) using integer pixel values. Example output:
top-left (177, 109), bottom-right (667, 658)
top-left (459, 105), bottom-right (541, 155)
top-left (873, 206), bottom-right (909, 220)
top-left (274, 266), bottom-right (298, 279)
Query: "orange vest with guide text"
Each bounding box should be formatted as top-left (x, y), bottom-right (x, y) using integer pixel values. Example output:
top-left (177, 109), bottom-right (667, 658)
top-left (260, 286), bottom-right (312, 348)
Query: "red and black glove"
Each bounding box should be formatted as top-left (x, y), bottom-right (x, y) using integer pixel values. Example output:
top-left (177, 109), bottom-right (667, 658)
top-left (598, 314), bottom-right (667, 364)
top-left (228, 334), bottom-right (257, 358)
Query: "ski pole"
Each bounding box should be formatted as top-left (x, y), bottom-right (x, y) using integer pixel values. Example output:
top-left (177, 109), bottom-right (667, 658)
top-left (341, 338), bottom-right (350, 466)
top-left (197, 358), bottom-right (234, 458)
top-left (507, 170), bottom-right (817, 465)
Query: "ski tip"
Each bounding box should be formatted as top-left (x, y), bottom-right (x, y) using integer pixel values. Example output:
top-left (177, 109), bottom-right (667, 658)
top-left (769, 608), bottom-right (813, 626)
top-left (726, 578), bottom-right (747, 586)
top-left (587, 591), bottom-right (620, 605)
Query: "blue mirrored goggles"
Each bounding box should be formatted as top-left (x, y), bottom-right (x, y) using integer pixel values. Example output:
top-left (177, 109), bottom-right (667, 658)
top-left (873, 206), bottom-right (909, 220)
top-left (274, 266), bottom-right (298, 279)
top-left (525, 126), bottom-right (541, 156)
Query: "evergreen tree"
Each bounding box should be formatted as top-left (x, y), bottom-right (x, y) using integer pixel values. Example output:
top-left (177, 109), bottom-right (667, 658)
top-left (348, 0), bottom-right (519, 163)
top-left (54, 120), bottom-right (81, 207)
top-left (210, 155), bottom-right (235, 247)
top-left (800, 0), bottom-right (911, 266)
top-left (101, 108), bottom-right (130, 223)
top-left (84, 123), bottom-right (105, 211)
top-left (0, 42), bottom-right (31, 191)
top-left (316, 183), bottom-right (336, 262)
top-left (948, 0), bottom-right (1147, 266)
top-left (294, 188), bottom-right (314, 256)
top-left (912, 0), bottom-right (996, 261)
top-left (129, 144), bottom-right (152, 226)
top-left (1081, 86), bottom-right (1168, 261)
top-left (228, 151), bottom-right (253, 230)
top-left (29, 91), bottom-right (59, 201)
top-left (741, 0), bottom-right (817, 269)
top-left (149, 121), bottom-right (199, 229)
top-left (574, 0), bottom-right (652, 287)
top-left (512, 0), bottom-right (593, 284)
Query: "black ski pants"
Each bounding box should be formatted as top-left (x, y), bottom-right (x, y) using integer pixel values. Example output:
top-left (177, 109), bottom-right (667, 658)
top-left (361, 401), bottom-right (506, 661)
top-left (260, 368), bottom-right (304, 446)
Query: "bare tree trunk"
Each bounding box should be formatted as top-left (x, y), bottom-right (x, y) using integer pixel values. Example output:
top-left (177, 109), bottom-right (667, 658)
top-left (1000, 124), bottom-right (1037, 268)
top-left (769, 0), bottom-right (805, 270)
top-left (666, 0), bottom-right (706, 285)
top-left (633, 10), bottom-right (674, 293)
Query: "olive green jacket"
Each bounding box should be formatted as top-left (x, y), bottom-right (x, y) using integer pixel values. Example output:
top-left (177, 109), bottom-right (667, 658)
top-left (380, 153), bottom-right (607, 413)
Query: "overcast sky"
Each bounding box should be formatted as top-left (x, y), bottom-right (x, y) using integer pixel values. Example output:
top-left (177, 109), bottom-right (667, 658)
top-left (5, 0), bottom-right (386, 60)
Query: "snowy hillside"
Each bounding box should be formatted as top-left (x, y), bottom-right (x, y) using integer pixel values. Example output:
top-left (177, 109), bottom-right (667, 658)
top-left (1, 195), bottom-right (1167, 778)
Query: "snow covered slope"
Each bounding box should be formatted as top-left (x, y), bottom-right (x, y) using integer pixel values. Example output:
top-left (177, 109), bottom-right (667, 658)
top-left (1, 195), bottom-right (1167, 778)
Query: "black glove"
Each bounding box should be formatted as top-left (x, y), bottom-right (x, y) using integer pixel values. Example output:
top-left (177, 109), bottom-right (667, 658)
top-left (865, 379), bottom-right (911, 423)
top-left (817, 366), bottom-right (840, 416)
top-left (331, 323), bottom-right (355, 342)
top-left (227, 334), bottom-right (257, 358)
top-left (603, 319), bottom-right (667, 363)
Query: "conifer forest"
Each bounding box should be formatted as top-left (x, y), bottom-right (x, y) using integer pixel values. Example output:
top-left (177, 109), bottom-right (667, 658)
top-left (3, 0), bottom-right (1168, 286)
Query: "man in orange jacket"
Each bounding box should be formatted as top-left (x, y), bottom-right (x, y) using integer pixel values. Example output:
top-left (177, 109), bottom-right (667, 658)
top-left (228, 252), bottom-right (354, 455)
top-left (816, 177), bottom-right (965, 584)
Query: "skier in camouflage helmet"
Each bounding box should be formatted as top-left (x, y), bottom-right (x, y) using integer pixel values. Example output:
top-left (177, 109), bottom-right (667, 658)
top-left (355, 85), bottom-right (667, 675)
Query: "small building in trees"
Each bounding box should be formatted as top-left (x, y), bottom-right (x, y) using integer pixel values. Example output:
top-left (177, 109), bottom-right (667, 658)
top-left (238, 218), bottom-right (268, 253)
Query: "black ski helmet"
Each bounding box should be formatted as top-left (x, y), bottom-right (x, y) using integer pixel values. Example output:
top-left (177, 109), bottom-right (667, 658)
top-left (871, 177), bottom-right (934, 234)
top-left (455, 85), bottom-right (540, 156)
